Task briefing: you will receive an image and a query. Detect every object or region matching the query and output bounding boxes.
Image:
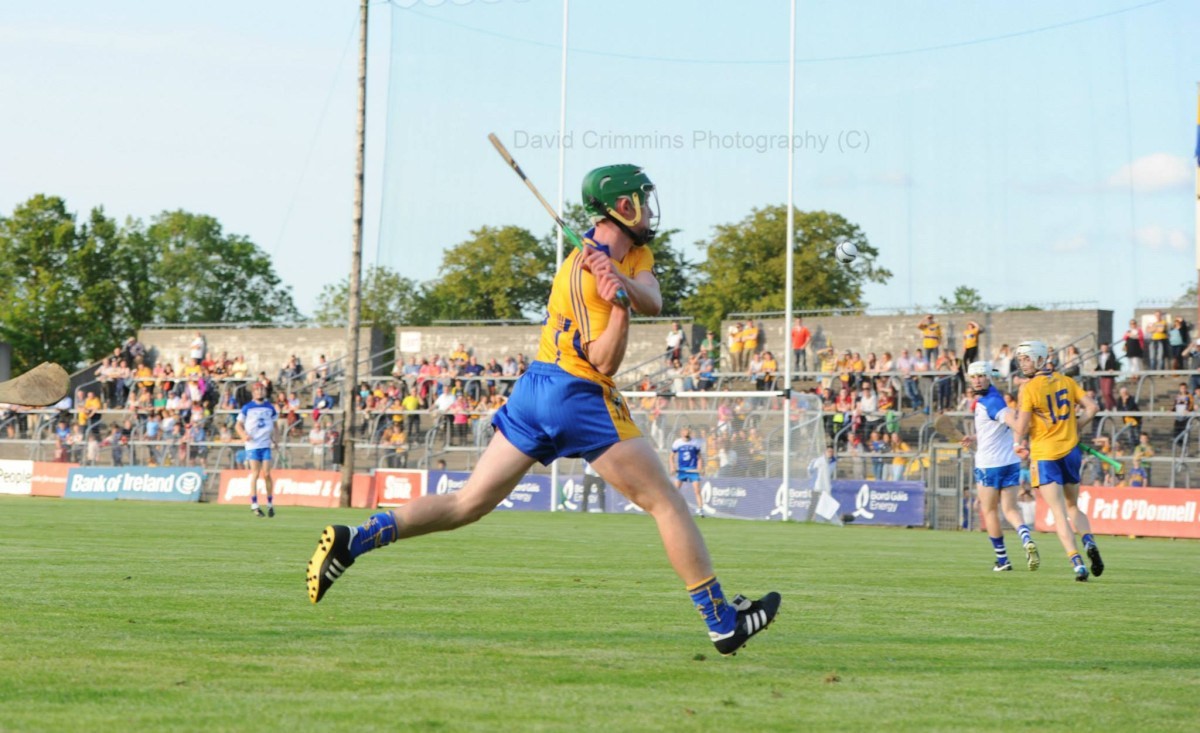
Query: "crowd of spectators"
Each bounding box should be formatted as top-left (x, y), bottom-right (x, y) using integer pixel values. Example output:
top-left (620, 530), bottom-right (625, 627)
top-left (7, 312), bottom-right (1200, 482)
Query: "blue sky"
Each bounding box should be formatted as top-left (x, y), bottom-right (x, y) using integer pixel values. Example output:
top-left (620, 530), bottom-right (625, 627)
top-left (2, 0), bottom-right (1197, 320)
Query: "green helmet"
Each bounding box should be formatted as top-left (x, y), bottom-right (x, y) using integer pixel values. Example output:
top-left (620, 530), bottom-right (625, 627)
top-left (581, 164), bottom-right (658, 242)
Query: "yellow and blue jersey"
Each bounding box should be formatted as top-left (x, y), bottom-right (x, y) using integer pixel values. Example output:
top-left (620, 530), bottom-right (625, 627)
top-left (535, 237), bottom-right (654, 386)
top-left (495, 233), bottom-right (652, 464)
top-left (1018, 371), bottom-right (1084, 461)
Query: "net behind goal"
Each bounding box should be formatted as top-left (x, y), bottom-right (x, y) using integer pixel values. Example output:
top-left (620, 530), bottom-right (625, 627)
top-left (559, 389), bottom-right (830, 521)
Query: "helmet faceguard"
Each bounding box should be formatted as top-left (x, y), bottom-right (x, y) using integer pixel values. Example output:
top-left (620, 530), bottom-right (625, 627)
top-left (582, 164), bottom-right (659, 245)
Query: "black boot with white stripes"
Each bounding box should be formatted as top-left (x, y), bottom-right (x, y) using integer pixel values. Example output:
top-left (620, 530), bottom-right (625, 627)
top-left (711, 592), bottom-right (782, 656)
top-left (307, 525), bottom-right (355, 604)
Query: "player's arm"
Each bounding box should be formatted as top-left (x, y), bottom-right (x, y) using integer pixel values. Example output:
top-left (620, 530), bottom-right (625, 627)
top-left (1012, 384), bottom-right (1033, 456)
top-left (584, 299), bottom-right (629, 377)
top-left (234, 414), bottom-right (248, 442)
top-left (581, 251), bottom-right (633, 375)
top-left (1076, 388), bottom-right (1099, 435)
top-left (613, 268), bottom-right (661, 316)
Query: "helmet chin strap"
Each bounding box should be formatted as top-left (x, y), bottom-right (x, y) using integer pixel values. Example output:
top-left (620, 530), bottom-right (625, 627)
top-left (589, 195), bottom-right (656, 246)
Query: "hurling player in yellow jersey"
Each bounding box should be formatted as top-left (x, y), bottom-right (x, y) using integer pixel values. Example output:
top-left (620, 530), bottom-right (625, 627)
top-left (306, 164), bottom-right (779, 656)
top-left (1012, 340), bottom-right (1104, 582)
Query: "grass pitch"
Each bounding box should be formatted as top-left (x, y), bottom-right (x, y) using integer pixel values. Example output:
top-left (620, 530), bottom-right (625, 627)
top-left (2, 496), bottom-right (1198, 732)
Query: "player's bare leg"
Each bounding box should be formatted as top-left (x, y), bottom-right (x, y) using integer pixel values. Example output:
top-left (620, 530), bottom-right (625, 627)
top-left (261, 460), bottom-right (275, 517)
top-left (592, 437), bottom-right (780, 655)
top-left (1064, 483), bottom-right (1103, 577)
top-left (1000, 487), bottom-right (1038, 570)
top-left (1041, 482), bottom-right (1088, 581)
top-left (692, 481), bottom-right (704, 518)
top-left (307, 431), bottom-right (535, 603)
top-left (977, 486), bottom-right (1012, 571)
top-left (593, 438), bottom-right (714, 585)
top-left (248, 461), bottom-right (266, 517)
top-left (394, 433), bottom-right (535, 538)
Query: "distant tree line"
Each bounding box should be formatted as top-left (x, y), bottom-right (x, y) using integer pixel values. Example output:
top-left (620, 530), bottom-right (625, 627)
top-left (1, 195), bottom-right (892, 374)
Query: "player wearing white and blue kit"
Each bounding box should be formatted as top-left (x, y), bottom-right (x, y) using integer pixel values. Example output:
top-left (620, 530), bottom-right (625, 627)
top-left (961, 361), bottom-right (1038, 571)
top-left (306, 164), bottom-right (779, 656)
top-left (236, 383), bottom-right (278, 518)
top-left (671, 427), bottom-right (706, 517)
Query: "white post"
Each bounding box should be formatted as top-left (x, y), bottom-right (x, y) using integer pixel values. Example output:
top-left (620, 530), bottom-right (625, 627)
top-left (550, 0), bottom-right (570, 511)
top-left (1194, 83), bottom-right (1199, 331)
top-left (781, 0), bottom-right (797, 521)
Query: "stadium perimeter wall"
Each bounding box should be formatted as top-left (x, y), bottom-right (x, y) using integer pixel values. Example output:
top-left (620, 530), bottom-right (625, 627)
top-left (137, 327), bottom-right (385, 379)
top-left (393, 322), bottom-right (675, 372)
top-left (135, 311), bottom-right (1111, 383)
top-left (727, 310), bottom-right (1113, 369)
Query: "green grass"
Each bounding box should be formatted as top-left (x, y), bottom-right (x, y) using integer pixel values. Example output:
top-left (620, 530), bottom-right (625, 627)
top-left (1, 497), bottom-right (1198, 732)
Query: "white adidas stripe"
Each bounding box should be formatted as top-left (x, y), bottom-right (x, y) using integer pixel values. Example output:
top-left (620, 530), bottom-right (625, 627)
top-left (745, 610), bottom-right (767, 634)
top-left (324, 558), bottom-right (346, 582)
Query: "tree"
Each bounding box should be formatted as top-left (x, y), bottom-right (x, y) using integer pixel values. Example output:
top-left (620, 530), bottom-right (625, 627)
top-left (936, 285), bottom-right (992, 314)
top-left (314, 265), bottom-right (425, 341)
top-left (143, 210), bottom-right (300, 324)
top-left (1, 197), bottom-right (304, 374)
top-left (0, 195), bottom-right (94, 372)
top-left (683, 205), bottom-right (890, 330)
top-left (419, 225), bottom-right (555, 321)
top-left (1172, 281), bottom-right (1197, 309)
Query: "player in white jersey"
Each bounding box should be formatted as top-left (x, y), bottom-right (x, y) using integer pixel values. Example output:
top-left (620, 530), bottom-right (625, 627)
top-left (670, 426), bottom-right (706, 517)
top-left (236, 383), bottom-right (279, 517)
top-left (960, 361), bottom-right (1039, 571)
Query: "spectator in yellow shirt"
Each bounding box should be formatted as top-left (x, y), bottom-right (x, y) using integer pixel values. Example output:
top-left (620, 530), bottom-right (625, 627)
top-left (962, 320), bottom-right (984, 366)
top-left (918, 314), bottom-right (942, 363)
top-left (740, 320), bottom-right (760, 364)
top-left (727, 323), bottom-right (744, 372)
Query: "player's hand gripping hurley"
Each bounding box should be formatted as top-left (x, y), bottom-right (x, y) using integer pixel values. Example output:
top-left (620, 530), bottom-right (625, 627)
top-left (488, 132), bottom-right (631, 308)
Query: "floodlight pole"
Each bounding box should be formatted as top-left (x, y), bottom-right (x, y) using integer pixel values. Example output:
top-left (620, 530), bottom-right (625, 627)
top-left (340, 0), bottom-right (368, 507)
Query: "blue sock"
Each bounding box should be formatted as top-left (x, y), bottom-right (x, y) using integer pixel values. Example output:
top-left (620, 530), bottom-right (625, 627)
top-left (348, 511), bottom-right (400, 559)
top-left (1070, 553), bottom-right (1085, 569)
top-left (1017, 524), bottom-right (1032, 545)
top-left (989, 536), bottom-right (1009, 564)
top-left (688, 577), bottom-right (737, 636)
top-left (1081, 533), bottom-right (1096, 549)
top-left (250, 494), bottom-right (258, 506)
top-left (267, 495), bottom-right (273, 506)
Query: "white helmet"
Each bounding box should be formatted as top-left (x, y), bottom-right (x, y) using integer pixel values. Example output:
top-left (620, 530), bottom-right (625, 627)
top-left (966, 360), bottom-right (997, 378)
top-left (1015, 340), bottom-right (1049, 370)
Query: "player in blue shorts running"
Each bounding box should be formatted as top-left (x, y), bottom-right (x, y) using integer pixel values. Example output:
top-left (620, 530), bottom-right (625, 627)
top-left (670, 426), bottom-right (706, 517)
top-left (306, 164), bottom-right (780, 655)
top-left (960, 361), bottom-right (1038, 572)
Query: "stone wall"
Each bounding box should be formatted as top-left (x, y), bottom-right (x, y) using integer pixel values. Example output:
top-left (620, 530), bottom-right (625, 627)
top-left (136, 327), bottom-right (384, 381)
top-left (134, 311), bottom-right (1113, 386)
top-left (393, 319), bottom-right (693, 377)
top-left (720, 310), bottom-right (1113, 369)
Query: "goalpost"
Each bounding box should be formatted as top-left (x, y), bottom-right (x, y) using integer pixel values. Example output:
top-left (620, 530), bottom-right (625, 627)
top-left (555, 388), bottom-right (834, 522)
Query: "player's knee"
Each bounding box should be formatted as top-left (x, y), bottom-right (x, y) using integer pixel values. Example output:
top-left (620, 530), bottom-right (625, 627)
top-left (633, 481), bottom-right (690, 515)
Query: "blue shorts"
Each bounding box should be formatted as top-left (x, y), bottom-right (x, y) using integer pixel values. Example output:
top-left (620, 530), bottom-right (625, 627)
top-left (676, 470), bottom-right (700, 483)
top-left (493, 361), bottom-right (640, 465)
top-left (245, 447), bottom-right (273, 463)
top-left (974, 463), bottom-right (1021, 489)
top-left (1031, 446), bottom-right (1082, 487)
